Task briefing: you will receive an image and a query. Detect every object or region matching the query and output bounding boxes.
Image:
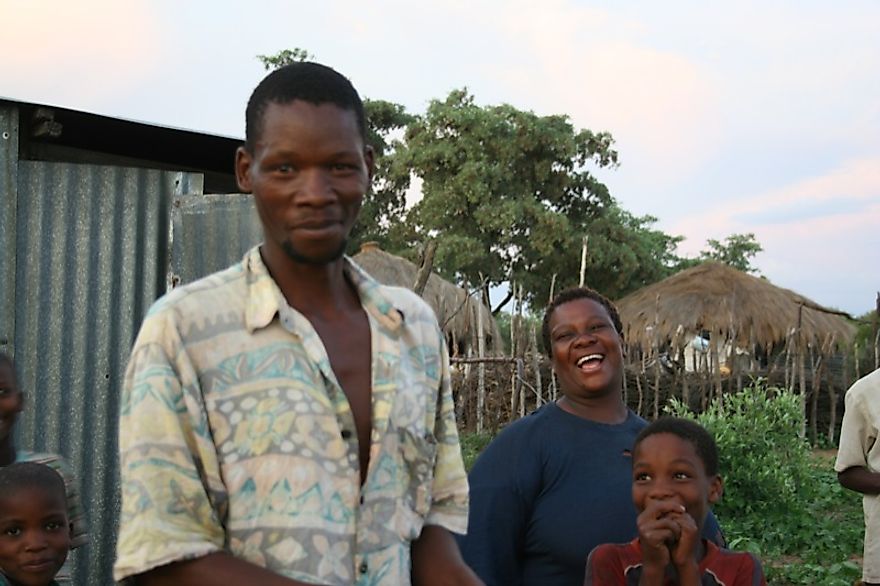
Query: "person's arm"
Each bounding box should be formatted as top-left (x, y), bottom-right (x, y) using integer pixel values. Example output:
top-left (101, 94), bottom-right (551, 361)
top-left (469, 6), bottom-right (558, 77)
top-left (412, 525), bottom-right (483, 586)
top-left (838, 466), bottom-right (880, 494)
top-left (134, 552), bottom-right (325, 586)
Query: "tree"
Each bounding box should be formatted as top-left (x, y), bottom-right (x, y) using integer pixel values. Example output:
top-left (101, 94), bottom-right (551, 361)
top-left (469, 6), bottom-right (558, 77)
top-left (394, 89), bottom-right (668, 307)
top-left (256, 47), bottom-right (313, 69)
top-left (698, 232), bottom-right (763, 274)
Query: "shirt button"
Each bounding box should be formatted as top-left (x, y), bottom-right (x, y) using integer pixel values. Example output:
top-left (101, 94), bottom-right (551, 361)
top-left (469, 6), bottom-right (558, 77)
top-left (341, 429), bottom-right (352, 439)
top-left (359, 562), bottom-right (368, 574)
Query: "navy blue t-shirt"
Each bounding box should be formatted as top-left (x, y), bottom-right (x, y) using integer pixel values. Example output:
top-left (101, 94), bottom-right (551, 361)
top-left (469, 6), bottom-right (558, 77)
top-left (457, 403), bottom-right (723, 586)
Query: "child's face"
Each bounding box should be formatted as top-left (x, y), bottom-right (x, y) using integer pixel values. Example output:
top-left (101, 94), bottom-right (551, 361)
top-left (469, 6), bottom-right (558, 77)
top-left (0, 487), bottom-right (70, 586)
top-left (632, 432), bottom-right (722, 532)
top-left (0, 363), bottom-right (23, 441)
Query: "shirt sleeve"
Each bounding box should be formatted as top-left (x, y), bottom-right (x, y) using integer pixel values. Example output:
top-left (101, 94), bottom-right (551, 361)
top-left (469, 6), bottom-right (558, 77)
top-left (584, 545), bottom-right (626, 586)
top-left (113, 308), bottom-right (227, 582)
top-left (424, 336), bottom-right (470, 534)
top-left (835, 387), bottom-right (874, 473)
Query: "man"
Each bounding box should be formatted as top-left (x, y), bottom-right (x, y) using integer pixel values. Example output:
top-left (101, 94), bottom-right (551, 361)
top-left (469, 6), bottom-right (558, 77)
top-left (836, 367), bottom-right (880, 586)
top-left (114, 62), bottom-right (480, 586)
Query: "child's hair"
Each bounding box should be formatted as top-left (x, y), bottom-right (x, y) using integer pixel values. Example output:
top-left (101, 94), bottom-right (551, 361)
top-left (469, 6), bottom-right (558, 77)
top-left (634, 417), bottom-right (719, 476)
top-left (0, 462), bottom-right (67, 503)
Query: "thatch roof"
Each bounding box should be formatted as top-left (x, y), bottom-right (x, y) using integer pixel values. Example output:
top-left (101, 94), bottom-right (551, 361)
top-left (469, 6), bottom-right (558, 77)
top-left (352, 243), bottom-right (501, 351)
top-left (616, 262), bottom-right (855, 351)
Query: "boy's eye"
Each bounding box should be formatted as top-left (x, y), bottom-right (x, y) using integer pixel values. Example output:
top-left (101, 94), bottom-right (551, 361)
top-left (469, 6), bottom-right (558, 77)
top-left (673, 471), bottom-right (692, 480)
top-left (45, 521), bottom-right (63, 531)
top-left (634, 472), bottom-right (651, 482)
top-left (3, 527), bottom-right (21, 537)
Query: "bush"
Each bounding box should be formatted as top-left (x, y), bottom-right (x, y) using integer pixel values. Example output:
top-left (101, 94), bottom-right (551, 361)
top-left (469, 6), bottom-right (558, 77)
top-left (666, 382), bottom-right (812, 519)
top-left (667, 382), bottom-right (863, 585)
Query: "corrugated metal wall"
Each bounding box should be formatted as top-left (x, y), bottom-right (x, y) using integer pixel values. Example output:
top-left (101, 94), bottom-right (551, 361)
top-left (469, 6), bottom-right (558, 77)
top-left (10, 152), bottom-right (203, 584)
top-left (169, 193), bottom-right (261, 286)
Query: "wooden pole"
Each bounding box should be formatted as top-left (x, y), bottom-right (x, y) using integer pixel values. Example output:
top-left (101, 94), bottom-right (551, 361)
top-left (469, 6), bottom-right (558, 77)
top-left (797, 305), bottom-right (806, 438)
top-left (476, 285), bottom-right (486, 433)
top-left (532, 324), bottom-right (543, 407)
top-left (579, 235), bottom-right (589, 287)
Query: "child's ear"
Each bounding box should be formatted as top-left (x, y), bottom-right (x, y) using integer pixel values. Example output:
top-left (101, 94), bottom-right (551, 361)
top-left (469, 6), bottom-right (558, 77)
top-left (708, 475), bottom-right (724, 505)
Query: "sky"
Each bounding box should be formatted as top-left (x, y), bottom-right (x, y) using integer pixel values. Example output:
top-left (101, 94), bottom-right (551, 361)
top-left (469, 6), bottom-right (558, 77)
top-left (2, 0), bottom-right (877, 315)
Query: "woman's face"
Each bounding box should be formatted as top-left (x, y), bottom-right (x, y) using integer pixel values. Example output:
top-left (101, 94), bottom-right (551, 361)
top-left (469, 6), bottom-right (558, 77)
top-left (548, 298), bottom-right (624, 401)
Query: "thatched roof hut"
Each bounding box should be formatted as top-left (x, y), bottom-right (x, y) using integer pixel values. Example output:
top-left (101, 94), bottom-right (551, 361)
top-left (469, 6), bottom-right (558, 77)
top-left (352, 243), bottom-right (502, 354)
top-left (616, 262), bottom-right (855, 351)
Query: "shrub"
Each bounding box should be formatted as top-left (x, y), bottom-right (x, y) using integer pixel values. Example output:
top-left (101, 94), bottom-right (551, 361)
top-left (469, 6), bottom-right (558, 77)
top-left (666, 381), bottom-right (812, 520)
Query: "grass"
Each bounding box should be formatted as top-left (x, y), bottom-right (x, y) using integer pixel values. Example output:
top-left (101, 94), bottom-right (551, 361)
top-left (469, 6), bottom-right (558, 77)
top-left (724, 451), bottom-right (864, 585)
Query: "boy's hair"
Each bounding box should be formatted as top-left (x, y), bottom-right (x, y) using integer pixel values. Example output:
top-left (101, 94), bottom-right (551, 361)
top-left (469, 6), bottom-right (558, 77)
top-left (634, 417), bottom-right (719, 476)
top-left (0, 462), bottom-right (67, 504)
top-left (245, 61), bottom-right (366, 152)
top-left (541, 287), bottom-right (624, 356)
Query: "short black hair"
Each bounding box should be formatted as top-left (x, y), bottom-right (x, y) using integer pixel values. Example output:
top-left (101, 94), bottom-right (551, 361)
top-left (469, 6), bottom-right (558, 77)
top-left (0, 462), bottom-right (67, 504)
top-left (634, 417), bottom-right (719, 476)
top-left (541, 287), bottom-right (624, 356)
top-left (245, 62), bottom-right (366, 152)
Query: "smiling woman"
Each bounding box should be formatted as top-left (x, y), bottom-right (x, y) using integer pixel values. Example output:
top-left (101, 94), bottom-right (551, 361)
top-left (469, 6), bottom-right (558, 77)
top-left (457, 287), bottom-right (723, 586)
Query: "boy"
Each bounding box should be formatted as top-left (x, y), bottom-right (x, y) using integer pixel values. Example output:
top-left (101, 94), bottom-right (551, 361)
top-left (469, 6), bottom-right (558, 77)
top-left (0, 353), bottom-right (86, 584)
top-left (585, 417), bottom-right (765, 585)
top-left (0, 462), bottom-right (72, 586)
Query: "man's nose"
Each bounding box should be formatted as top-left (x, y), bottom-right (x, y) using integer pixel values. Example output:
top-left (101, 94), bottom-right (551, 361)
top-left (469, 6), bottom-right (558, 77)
top-left (295, 169), bottom-right (335, 206)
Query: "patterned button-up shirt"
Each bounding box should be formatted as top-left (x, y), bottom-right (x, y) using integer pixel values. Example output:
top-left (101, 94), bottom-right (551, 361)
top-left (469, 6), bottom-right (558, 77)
top-left (114, 247), bottom-right (469, 585)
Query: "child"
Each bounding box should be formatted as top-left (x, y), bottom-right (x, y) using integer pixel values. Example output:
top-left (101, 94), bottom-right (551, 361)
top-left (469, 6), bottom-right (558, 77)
top-left (585, 417), bottom-right (765, 585)
top-left (0, 462), bottom-right (72, 586)
top-left (0, 353), bottom-right (86, 584)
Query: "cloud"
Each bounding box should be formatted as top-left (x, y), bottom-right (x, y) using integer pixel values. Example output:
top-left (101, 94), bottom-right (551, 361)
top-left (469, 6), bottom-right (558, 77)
top-left (466, 0), bottom-right (723, 185)
top-left (0, 0), bottom-right (164, 106)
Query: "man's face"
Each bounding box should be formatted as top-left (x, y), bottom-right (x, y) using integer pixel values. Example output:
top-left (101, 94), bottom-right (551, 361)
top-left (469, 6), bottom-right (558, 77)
top-left (235, 100), bottom-right (373, 267)
top-left (0, 488), bottom-right (71, 586)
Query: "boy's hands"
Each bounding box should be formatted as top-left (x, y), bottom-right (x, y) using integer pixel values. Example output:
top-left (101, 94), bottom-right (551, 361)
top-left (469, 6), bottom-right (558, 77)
top-left (637, 499), bottom-right (701, 585)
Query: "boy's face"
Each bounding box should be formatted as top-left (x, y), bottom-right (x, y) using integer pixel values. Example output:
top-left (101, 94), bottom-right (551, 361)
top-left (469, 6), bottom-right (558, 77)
top-left (632, 432), bottom-right (723, 532)
top-left (0, 487), bottom-right (71, 586)
top-left (0, 363), bottom-right (23, 441)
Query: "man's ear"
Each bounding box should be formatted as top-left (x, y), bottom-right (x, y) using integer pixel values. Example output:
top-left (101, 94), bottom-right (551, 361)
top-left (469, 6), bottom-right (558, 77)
top-left (235, 146), bottom-right (253, 193)
top-left (708, 475), bottom-right (724, 505)
top-left (364, 145), bottom-right (375, 185)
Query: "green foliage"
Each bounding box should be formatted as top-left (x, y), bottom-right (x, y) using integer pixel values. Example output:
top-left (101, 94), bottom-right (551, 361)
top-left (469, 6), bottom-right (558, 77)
top-left (256, 48), bottom-right (314, 70)
top-left (667, 384), bottom-right (864, 584)
top-left (459, 432), bottom-right (495, 472)
top-left (678, 232), bottom-right (764, 274)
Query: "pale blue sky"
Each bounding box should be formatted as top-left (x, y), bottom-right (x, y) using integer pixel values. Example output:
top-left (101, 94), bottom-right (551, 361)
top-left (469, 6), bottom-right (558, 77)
top-left (2, 0), bottom-right (877, 314)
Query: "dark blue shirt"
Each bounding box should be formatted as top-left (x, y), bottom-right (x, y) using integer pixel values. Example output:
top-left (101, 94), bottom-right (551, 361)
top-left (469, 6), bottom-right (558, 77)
top-left (458, 403), bottom-right (723, 586)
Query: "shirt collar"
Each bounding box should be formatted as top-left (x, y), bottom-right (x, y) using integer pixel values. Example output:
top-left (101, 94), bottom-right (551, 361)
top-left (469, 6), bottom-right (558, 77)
top-left (243, 246), bottom-right (404, 334)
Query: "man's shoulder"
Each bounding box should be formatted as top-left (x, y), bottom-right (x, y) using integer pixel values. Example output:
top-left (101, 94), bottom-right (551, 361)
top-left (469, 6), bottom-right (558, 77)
top-left (848, 368), bottom-right (880, 400)
top-left (374, 283), bottom-right (438, 323)
top-left (147, 262), bottom-right (248, 323)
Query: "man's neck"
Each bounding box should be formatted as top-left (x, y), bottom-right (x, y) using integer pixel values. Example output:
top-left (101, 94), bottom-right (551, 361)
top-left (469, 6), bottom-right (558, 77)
top-left (260, 246), bottom-right (360, 318)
